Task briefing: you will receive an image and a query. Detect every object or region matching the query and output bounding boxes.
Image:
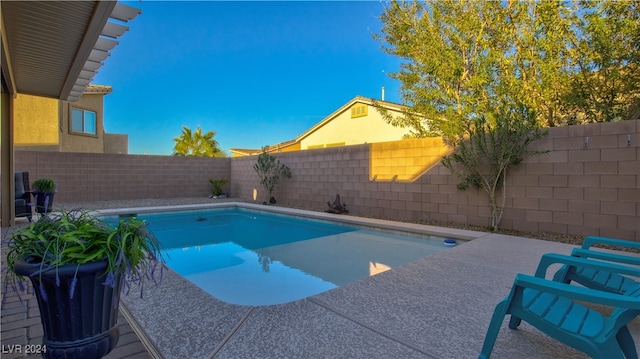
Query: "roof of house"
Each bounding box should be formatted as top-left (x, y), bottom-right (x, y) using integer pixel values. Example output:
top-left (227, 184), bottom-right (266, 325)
top-left (84, 85), bottom-right (113, 95)
top-left (230, 139), bottom-right (298, 156)
top-left (295, 96), bottom-right (407, 142)
top-left (230, 96), bottom-right (408, 156)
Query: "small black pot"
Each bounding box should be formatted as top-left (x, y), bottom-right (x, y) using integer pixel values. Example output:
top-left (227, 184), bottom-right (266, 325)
top-left (34, 191), bottom-right (55, 214)
top-left (14, 257), bottom-right (122, 359)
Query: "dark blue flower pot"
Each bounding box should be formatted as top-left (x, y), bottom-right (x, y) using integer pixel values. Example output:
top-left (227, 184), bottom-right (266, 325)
top-left (34, 191), bottom-right (55, 214)
top-left (13, 257), bottom-right (121, 359)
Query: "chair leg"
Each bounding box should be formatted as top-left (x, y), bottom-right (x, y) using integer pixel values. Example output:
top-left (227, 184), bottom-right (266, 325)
top-left (508, 315), bottom-right (522, 329)
top-left (617, 326), bottom-right (639, 359)
top-left (479, 300), bottom-right (509, 359)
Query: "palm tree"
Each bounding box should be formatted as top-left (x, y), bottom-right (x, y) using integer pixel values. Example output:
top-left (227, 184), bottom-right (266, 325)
top-left (173, 126), bottom-right (225, 157)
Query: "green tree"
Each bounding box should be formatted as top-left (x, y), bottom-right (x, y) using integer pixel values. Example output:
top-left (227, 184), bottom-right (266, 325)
top-left (493, 0), bottom-right (578, 127)
top-left (566, 0), bottom-right (640, 123)
top-left (377, 1), bottom-right (568, 230)
top-left (376, 0), bottom-right (640, 135)
top-left (376, 0), bottom-right (499, 139)
top-left (173, 126), bottom-right (225, 157)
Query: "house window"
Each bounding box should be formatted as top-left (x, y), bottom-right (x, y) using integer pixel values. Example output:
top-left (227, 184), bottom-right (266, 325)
top-left (350, 104), bottom-right (368, 118)
top-left (71, 108), bottom-right (97, 135)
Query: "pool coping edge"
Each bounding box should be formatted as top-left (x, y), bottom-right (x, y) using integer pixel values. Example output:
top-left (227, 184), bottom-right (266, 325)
top-left (94, 202), bottom-right (486, 241)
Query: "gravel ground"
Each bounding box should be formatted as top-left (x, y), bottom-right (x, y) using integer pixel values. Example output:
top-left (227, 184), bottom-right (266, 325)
top-left (55, 196), bottom-right (588, 246)
top-left (427, 221), bottom-right (584, 245)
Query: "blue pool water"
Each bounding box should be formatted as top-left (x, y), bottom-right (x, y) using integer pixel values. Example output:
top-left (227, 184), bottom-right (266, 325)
top-left (133, 208), bottom-right (455, 306)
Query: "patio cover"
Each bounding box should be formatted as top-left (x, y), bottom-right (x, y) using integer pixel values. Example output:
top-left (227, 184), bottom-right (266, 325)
top-left (1, 1), bottom-right (140, 226)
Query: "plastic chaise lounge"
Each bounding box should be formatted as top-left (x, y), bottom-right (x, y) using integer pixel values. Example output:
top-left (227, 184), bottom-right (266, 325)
top-left (479, 253), bottom-right (640, 359)
top-left (554, 236), bottom-right (640, 295)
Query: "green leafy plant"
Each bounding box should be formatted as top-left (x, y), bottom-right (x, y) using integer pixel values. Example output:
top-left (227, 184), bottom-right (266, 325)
top-left (441, 105), bottom-right (548, 232)
top-left (209, 178), bottom-right (228, 196)
top-left (253, 146), bottom-right (292, 204)
top-left (4, 209), bottom-right (164, 299)
top-left (32, 178), bottom-right (56, 192)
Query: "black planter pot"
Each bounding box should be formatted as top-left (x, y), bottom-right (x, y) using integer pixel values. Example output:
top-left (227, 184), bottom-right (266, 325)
top-left (14, 257), bottom-right (122, 359)
top-left (34, 191), bottom-right (55, 214)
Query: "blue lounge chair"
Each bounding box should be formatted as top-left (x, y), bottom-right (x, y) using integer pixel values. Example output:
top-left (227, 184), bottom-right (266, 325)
top-left (479, 254), bottom-right (640, 359)
top-left (554, 236), bottom-right (640, 295)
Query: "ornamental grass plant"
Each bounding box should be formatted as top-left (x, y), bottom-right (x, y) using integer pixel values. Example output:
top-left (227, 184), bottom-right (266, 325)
top-left (3, 209), bottom-right (165, 300)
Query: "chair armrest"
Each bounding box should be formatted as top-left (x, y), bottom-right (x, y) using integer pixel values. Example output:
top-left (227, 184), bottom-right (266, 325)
top-left (582, 236), bottom-right (640, 251)
top-left (571, 248), bottom-right (640, 266)
top-left (535, 253), bottom-right (640, 279)
top-left (514, 274), bottom-right (640, 309)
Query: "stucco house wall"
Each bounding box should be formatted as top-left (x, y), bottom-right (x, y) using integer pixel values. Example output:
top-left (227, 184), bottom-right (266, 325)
top-left (299, 98), bottom-right (410, 150)
top-left (13, 94), bottom-right (59, 150)
top-left (13, 88), bottom-right (128, 154)
top-left (231, 97), bottom-right (415, 156)
top-left (59, 92), bottom-right (106, 153)
top-left (104, 133), bottom-right (129, 154)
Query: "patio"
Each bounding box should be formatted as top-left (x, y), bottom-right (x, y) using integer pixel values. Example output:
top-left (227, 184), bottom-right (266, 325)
top-left (2, 200), bottom-right (638, 358)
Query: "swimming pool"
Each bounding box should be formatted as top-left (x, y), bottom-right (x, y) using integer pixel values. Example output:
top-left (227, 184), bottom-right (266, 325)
top-left (131, 207), bottom-right (459, 306)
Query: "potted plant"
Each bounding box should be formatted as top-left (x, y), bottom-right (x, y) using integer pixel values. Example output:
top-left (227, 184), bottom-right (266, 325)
top-left (208, 178), bottom-right (228, 198)
top-left (32, 178), bottom-right (56, 214)
top-left (3, 209), bottom-right (164, 359)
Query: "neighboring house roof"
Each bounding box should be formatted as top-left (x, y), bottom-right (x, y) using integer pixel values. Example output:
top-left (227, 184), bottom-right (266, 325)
top-left (295, 96), bottom-right (408, 142)
top-left (231, 96), bottom-right (409, 156)
top-left (230, 139), bottom-right (298, 156)
top-left (229, 148), bottom-right (263, 157)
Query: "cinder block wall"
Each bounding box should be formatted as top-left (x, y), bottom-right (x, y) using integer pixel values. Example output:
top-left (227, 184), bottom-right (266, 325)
top-left (13, 120), bottom-right (639, 240)
top-left (231, 120), bottom-right (639, 241)
top-left (370, 137), bottom-right (451, 181)
top-left (509, 120), bottom-right (640, 240)
top-left (231, 143), bottom-right (477, 223)
top-left (231, 145), bottom-right (371, 209)
top-left (14, 151), bottom-right (231, 202)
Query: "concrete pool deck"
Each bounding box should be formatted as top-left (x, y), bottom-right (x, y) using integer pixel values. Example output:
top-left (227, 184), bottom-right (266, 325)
top-left (113, 203), bottom-right (639, 359)
top-left (2, 201), bottom-right (639, 358)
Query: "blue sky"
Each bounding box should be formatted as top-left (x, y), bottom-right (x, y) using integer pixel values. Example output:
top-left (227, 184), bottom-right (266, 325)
top-left (93, 1), bottom-right (402, 155)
